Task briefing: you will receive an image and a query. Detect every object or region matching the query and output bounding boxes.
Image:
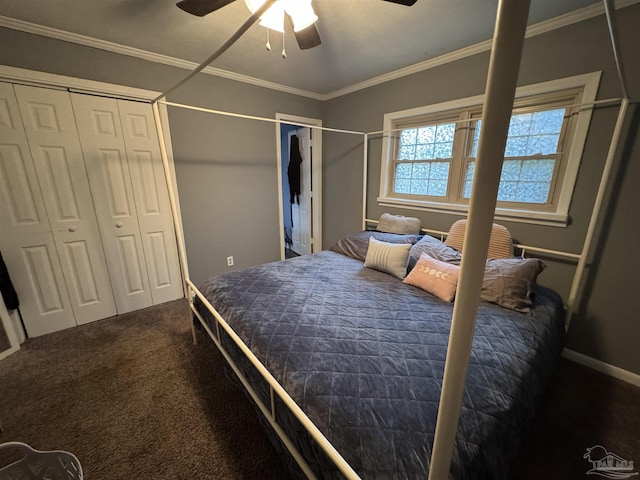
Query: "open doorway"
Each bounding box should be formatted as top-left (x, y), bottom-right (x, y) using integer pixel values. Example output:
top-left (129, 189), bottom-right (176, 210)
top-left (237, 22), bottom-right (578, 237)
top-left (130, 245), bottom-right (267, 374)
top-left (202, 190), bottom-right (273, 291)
top-left (276, 114), bottom-right (322, 261)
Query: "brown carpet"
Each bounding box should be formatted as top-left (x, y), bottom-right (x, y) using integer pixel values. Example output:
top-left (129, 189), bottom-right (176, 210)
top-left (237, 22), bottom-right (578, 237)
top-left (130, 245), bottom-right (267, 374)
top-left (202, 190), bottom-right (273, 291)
top-left (509, 356), bottom-right (640, 479)
top-left (0, 299), bottom-right (289, 479)
top-left (0, 299), bottom-right (638, 479)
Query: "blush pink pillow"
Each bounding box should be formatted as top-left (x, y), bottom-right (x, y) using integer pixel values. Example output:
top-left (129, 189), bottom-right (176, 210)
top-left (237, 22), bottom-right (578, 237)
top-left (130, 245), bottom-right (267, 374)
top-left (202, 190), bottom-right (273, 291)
top-left (403, 252), bottom-right (460, 302)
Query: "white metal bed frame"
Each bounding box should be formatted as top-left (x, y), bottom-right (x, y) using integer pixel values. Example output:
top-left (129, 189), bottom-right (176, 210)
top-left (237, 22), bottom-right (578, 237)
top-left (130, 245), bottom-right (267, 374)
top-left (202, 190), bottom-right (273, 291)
top-left (146, 0), bottom-right (630, 478)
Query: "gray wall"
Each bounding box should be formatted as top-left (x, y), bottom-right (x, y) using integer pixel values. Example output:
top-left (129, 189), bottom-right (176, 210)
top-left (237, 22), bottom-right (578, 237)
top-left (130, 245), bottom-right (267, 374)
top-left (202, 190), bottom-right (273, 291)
top-left (322, 5), bottom-right (640, 374)
top-left (0, 27), bottom-right (322, 286)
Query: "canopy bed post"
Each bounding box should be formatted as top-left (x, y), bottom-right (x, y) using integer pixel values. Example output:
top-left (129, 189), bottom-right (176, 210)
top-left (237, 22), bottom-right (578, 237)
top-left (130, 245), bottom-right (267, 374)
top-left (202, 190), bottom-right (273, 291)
top-left (362, 133), bottom-right (369, 231)
top-left (427, 0), bottom-right (532, 478)
top-left (604, 0), bottom-right (629, 100)
top-left (565, 0), bottom-right (630, 327)
top-left (151, 102), bottom-right (196, 343)
top-left (565, 98), bottom-right (628, 326)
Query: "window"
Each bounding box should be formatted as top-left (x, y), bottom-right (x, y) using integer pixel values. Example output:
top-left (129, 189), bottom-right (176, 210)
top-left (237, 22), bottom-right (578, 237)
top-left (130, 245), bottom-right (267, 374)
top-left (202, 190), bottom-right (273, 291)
top-left (394, 121), bottom-right (455, 197)
top-left (379, 73), bottom-right (601, 226)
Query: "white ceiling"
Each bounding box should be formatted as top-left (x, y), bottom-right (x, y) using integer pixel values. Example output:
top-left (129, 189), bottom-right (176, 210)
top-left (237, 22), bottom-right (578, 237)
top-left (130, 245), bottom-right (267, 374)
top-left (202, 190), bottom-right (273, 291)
top-left (0, 0), bottom-right (617, 96)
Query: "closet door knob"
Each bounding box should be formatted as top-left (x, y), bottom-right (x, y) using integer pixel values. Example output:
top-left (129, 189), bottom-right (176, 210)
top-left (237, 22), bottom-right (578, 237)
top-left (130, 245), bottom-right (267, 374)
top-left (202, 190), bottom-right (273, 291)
top-left (116, 222), bottom-right (123, 228)
top-left (68, 226), bottom-right (77, 232)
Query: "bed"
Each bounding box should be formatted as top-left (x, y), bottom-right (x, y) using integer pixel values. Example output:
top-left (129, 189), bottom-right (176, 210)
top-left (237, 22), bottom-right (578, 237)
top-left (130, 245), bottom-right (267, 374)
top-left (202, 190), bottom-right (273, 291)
top-left (192, 231), bottom-right (565, 479)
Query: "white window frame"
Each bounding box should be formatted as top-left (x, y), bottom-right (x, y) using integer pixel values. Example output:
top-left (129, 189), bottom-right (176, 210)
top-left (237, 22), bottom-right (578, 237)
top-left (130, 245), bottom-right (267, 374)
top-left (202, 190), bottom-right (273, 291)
top-left (378, 72), bottom-right (601, 226)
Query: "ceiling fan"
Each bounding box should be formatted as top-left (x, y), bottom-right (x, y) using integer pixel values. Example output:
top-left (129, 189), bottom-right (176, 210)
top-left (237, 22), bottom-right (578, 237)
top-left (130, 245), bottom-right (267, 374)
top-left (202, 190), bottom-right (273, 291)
top-left (176, 0), bottom-right (418, 51)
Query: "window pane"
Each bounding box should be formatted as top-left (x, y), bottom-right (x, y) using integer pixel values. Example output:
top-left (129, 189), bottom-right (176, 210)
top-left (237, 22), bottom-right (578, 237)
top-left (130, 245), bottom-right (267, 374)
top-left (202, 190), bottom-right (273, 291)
top-left (464, 180), bottom-right (473, 198)
top-left (508, 113), bottom-right (532, 136)
top-left (504, 136), bottom-right (529, 157)
top-left (411, 162), bottom-right (430, 179)
top-left (528, 134), bottom-right (560, 155)
top-left (470, 107), bottom-right (565, 158)
top-left (531, 108), bottom-right (565, 134)
top-left (399, 145), bottom-right (416, 160)
top-left (394, 178), bottom-right (411, 194)
top-left (471, 120), bottom-right (481, 157)
top-left (518, 181), bottom-right (551, 203)
top-left (410, 179), bottom-right (429, 195)
top-left (430, 162), bottom-right (450, 180)
top-left (401, 128), bottom-right (417, 145)
top-left (497, 181), bottom-right (518, 202)
top-left (464, 158), bottom-right (555, 204)
top-left (435, 123), bottom-right (455, 143)
top-left (428, 180), bottom-right (448, 196)
top-left (395, 162), bottom-right (412, 178)
top-left (417, 126), bottom-right (436, 144)
top-left (415, 144), bottom-right (435, 160)
top-left (501, 160), bottom-right (522, 181)
top-left (399, 122), bottom-right (455, 161)
top-left (393, 161), bottom-right (449, 197)
top-left (434, 142), bottom-right (453, 159)
top-left (520, 159), bottom-right (555, 182)
top-left (463, 161), bottom-right (475, 198)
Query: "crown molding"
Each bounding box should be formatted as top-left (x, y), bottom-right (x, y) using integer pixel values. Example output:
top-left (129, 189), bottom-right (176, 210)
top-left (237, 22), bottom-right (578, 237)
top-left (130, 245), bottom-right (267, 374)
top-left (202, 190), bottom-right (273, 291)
top-left (0, 15), bottom-right (325, 101)
top-left (1, 0), bottom-right (638, 102)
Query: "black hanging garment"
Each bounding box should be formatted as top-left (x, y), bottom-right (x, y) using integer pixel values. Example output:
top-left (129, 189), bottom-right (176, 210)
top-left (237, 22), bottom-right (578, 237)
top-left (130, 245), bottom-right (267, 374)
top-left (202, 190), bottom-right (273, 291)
top-left (288, 134), bottom-right (302, 205)
top-left (0, 252), bottom-right (19, 310)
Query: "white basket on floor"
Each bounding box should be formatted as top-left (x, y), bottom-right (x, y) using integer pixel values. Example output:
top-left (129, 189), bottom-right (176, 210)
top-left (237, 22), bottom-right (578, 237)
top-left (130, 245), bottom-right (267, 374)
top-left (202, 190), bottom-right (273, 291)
top-left (0, 442), bottom-right (83, 480)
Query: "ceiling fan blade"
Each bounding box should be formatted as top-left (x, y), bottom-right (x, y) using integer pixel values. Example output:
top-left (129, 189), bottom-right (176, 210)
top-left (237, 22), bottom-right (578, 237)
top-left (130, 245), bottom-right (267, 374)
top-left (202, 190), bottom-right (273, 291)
top-left (290, 21), bottom-right (322, 50)
top-left (176, 0), bottom-right (236, 17)
top-left (285, 13), bottom-right (321, 50)
top-left (382, 0), bottom-right (418, 5)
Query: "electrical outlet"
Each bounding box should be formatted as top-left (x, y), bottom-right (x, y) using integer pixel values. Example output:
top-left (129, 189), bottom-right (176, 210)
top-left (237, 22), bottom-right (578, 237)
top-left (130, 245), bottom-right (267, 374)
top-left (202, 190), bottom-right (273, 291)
top-left (226, 256), bottom-right (234, 267)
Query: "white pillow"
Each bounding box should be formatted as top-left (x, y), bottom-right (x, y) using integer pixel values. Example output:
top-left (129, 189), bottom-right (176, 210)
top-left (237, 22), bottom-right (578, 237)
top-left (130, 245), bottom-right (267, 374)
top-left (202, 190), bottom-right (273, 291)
top-left (364, 237), bottom-right (411, 279)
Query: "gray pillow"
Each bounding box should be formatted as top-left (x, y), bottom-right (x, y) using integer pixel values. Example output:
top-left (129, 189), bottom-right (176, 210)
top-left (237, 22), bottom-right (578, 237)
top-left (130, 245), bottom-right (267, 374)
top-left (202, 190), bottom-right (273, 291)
top-left (480, 258), bottom-right (546, 313)
top-left (364, 237), bottom-right (412, 279)
top-left (376, 213), bottom-right (422, 235)
top-left (331, 231), bottom-right (420, 262)
top-left (408, 235), bottom-right (462, 272)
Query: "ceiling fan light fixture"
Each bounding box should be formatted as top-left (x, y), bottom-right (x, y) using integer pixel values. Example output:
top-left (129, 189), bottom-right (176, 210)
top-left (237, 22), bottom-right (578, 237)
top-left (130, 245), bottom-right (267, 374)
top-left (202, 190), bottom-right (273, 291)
top-left (244, 0), bottom-right (285, 32)
top-left (260, 2), bottom-right (285, 32)
top-left (245, 0), bottom-right (317, 33)
top-left (284, 0), bottom-right (318, 32)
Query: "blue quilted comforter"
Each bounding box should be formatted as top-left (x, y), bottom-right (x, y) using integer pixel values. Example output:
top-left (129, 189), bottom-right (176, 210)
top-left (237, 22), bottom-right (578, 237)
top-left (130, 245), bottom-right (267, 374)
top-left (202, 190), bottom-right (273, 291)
top-left (196, 251), bottom-right (564, 479)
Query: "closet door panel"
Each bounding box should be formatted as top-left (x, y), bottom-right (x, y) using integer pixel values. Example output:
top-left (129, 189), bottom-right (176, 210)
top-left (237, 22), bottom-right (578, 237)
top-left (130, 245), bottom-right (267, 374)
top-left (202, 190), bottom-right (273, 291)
top-left (0, 83), bottom-right (50, 237)
top-left (0, 82), bottom-right (75, 336)
top-left (71, 94), bottom-right (152, 314)
top-left (118, 100), bottom-right (183, 304)
top-left (14, 85), bottom-right (117, 325)
top-left (15, 236), bottom-right (77, 336)
top-left (0, 144), bottom-right (41, 227)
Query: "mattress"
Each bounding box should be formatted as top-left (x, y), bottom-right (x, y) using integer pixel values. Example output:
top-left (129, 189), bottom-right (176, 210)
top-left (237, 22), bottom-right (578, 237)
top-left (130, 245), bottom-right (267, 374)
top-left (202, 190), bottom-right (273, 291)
top-left (195, 250), bottom-right (564, 479)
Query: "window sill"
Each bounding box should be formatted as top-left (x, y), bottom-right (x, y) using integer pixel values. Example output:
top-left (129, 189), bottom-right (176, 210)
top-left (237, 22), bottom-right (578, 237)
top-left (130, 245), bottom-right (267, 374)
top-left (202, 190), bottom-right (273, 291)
top-left (377, 196), bottom-right (569, 227)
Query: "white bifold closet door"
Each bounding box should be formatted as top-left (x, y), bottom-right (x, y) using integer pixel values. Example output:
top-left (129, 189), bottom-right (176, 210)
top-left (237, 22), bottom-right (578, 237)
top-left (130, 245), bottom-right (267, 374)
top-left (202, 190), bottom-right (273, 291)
top-left (71, 94), bottom-right (182, 312)
top-left (0, 82), bottom-right (182, 337)
top-left (0, 82), bottom-right (76, 336)
top-left (5, 84), bottom-right (117, 335)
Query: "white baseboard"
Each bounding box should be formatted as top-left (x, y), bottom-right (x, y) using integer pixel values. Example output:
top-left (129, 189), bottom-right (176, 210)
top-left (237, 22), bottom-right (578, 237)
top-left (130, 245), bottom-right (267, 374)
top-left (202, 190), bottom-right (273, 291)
top-left (562, 349), bottom-right (640, 388)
